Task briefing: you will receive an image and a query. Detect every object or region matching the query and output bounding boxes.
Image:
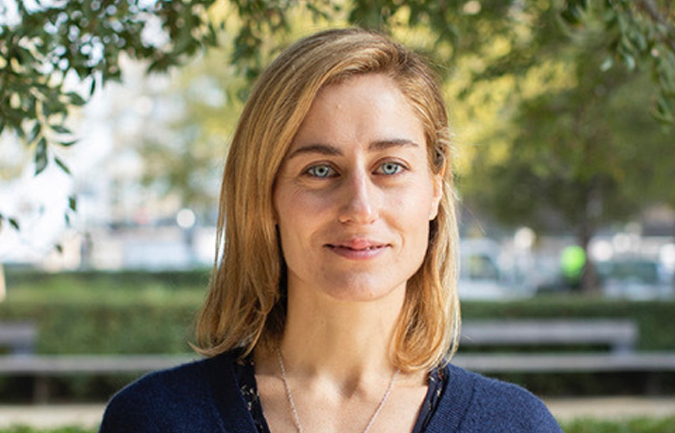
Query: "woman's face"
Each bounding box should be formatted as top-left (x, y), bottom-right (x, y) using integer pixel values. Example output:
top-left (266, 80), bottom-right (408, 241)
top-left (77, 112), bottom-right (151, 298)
top-left (273, 73), bottom-right (442, 303)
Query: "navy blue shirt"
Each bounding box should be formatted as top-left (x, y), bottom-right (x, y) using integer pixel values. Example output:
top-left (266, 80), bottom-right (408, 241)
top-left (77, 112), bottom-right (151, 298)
top-left (100, 350), bottom-right (563, 432)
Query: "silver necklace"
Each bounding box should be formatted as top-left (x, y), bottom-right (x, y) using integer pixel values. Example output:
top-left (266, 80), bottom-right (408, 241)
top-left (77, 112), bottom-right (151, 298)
top-left (276, 348), bottom-right (400, 433)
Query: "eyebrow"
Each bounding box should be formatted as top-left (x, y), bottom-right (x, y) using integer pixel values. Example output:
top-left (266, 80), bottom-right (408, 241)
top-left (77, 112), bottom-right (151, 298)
top-left (287, 139), bottom-right (420, 160)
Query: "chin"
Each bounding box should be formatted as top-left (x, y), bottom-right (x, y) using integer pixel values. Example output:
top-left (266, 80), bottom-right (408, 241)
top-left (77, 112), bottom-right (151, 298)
top-left (320, 276), bottom-right (406, 303)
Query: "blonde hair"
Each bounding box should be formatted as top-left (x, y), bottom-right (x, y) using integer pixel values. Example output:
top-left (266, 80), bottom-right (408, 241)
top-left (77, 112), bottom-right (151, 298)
top-left (195, 28), bottom-right (460, 372)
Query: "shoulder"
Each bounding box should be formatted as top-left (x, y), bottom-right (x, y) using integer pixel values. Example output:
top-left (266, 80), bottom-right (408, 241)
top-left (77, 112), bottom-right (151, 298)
top-left (437, 364), bottom-right (562, 433)
top-left (99, 352), bottom-right (241, 432)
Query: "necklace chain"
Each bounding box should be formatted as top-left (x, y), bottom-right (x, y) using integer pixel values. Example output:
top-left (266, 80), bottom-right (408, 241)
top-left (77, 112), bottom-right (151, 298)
top-left (276, 348), bottom-right (400, 433)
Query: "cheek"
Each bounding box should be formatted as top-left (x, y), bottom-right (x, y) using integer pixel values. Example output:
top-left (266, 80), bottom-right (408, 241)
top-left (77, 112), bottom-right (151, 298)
top-left (274, 186), bottom-right (333, 256)
top-left (397, 183), bottom-right (437, 223)
top-left (394, 185), bottom-right (435, 251)
top-left (276, 187), bottom-right (331, 228)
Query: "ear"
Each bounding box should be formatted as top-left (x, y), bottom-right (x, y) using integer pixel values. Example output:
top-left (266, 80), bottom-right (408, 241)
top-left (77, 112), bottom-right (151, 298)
top-left (429, 170), bottom-right (443, 221)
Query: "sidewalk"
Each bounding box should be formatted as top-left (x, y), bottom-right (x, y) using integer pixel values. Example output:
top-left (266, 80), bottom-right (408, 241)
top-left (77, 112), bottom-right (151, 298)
top-left (0, 398), bottom-right (674, 428)
top-left (0, 404), bottom-right (104, 429)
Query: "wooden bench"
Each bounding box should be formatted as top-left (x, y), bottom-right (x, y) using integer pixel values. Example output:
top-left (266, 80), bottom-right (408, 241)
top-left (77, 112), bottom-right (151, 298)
top-left (453, 319), bottom-right (675, 373)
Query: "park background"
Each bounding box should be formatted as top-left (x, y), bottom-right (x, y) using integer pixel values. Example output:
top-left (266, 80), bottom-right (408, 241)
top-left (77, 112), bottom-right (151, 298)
top-left (1, 0), bottom-right (675, 431)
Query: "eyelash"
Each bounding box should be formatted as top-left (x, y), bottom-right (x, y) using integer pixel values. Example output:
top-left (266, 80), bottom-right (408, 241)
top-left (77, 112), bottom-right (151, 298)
top-left (304, 161), bottom-right (406, 178)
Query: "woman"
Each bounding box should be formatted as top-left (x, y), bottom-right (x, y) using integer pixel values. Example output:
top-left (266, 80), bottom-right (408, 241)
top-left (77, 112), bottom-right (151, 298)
top-left (100, 28), bottom-right (562, 433)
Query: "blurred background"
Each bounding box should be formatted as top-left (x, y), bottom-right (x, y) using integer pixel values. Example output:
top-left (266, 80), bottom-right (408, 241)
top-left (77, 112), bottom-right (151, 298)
top-left (1, 0), bottom-right (674, 431)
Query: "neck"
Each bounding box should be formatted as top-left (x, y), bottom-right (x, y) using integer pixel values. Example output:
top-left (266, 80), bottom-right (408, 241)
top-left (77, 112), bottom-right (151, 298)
top-left (263, 280), bottom-right (406, 389)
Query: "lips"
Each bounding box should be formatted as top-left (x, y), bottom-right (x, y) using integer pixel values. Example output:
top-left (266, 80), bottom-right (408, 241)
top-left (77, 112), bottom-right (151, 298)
top-left (325, 238), bottom-right (390, 259)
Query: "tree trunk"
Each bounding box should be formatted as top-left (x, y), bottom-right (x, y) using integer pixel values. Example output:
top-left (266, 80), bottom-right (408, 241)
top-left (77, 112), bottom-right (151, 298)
top-left (578, 228), bottom-right (600, 295)
top-left (578, 183), bottom-right (601, 295)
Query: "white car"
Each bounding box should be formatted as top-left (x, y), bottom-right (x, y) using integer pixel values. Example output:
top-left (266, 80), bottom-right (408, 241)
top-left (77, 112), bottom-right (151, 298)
top-left (458, 238), bottom-right (533, 300)
top-left (600, 259), bottom-right (674, 300)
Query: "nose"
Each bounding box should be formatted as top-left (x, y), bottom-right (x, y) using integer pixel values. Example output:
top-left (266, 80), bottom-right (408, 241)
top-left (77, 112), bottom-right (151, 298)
top-left (337, 171), bottom-right (379, 225)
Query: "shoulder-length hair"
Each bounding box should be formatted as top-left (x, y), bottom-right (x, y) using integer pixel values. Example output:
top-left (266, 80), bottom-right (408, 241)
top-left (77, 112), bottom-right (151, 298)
top-left (195, 28), bottom-right (460, 372)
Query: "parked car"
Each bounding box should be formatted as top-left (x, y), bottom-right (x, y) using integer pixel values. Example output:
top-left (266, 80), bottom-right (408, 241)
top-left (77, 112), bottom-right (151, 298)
top-left (598, 259), bottom-right (674, 300)
top-left (458, 238), bottom-right (533, 300)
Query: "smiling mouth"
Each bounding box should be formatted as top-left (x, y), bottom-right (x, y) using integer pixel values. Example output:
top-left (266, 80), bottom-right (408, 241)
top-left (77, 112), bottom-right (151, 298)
top-left (324, 242), bottom-right (390, 258)
top-left (326, 244), bottom-right (386, 250)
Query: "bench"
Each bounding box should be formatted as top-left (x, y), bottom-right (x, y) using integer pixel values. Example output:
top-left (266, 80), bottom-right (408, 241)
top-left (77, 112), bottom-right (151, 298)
top-left (0, 322), bottom-right (37, 355)
top-left (2, 319), bottom-right (675, 402)
top-left (0, 354), bottom-right (198, 375)
top-left (0, 322), bottom-right (195, 402)
top-left (460, 319), bottom-right (638, 353)
top-left (0, 354), bottom-right (198, 403)
top-left (453, 319), bottom-right (675, 373)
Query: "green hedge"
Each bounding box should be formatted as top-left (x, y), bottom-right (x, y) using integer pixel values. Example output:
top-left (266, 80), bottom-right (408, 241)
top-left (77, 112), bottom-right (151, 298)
top-left (3, 270), bottom-right (674, 354)
top-left (4, 268), bottom-right (212, 291)
top-left (1, 299), bottom-right (200, 355)
top-left (3, 297), bottom-right (673, 356)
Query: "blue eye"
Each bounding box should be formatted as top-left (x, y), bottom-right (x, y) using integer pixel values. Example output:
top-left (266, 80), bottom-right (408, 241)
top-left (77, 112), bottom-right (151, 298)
top-left (307, 164), bottom-right (334, 178)
top-left (379, 162), bottom-right (403, 175)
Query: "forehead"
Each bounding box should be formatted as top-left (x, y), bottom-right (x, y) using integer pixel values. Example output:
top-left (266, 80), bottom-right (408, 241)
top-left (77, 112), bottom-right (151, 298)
top-left (288, 73), bottom-right (426, 152)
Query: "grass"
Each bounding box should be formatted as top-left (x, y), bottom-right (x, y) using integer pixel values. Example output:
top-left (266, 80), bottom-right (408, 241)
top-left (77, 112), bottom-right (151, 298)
top-left (560, 416), bottom-right (675, 433)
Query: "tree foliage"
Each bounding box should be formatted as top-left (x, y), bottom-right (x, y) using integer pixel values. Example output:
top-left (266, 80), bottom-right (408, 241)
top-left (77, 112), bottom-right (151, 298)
top-left (460, 2), bottom-right (674, 291)
top-left (1, 0), bottom-right (674, 238)
top-left (0, 0), bottom-right (219, 174)
top-left (562, 0), bottom-right (675, 122)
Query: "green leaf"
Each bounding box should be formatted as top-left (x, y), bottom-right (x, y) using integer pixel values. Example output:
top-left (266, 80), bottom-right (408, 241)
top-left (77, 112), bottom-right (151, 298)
top-left (55, 243), bottom-right (64, 253)
top-left (68, 195), bottom-right (77, 212)
top-left (15, 119), bottom-right (27, 138)
top-left (60, 140), bottom-right (78, 147)
top-left (560, 2), bottom-right (584, 26)
top-left (8, 217), bottom-right (20, 231)
top-left (35, 137), bottom-right (48, 175)
top-left (204, 23), bottom-right (218, 46)
top-left (654, 93), bottom-right (674, 123)
top-left (67, 92), bottom-right (86, 106)
top-left (27, 122), bottom-right (41, 145)
top-left (51, 124), bottom-right (72, 134)
top-left (55, 156), bottom-right (71, 175)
